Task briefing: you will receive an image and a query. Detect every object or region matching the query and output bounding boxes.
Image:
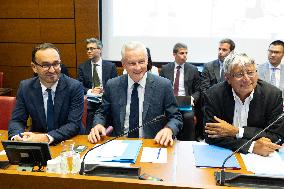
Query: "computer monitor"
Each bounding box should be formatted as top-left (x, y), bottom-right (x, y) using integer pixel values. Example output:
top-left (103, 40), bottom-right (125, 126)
top-left (1, 140), bottom-right (52, 168)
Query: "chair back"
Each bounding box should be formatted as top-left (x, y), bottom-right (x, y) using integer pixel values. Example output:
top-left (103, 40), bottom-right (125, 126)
top-left (0, 96), bottom-right (16, 130)
top-left (0, 72), bottom-right (3, 88)
top-left (82, 96), bottom-right (87, 127)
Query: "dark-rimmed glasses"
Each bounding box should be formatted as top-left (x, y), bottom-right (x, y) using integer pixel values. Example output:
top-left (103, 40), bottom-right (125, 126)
top-left (33, 61), bottom-right (61, 70)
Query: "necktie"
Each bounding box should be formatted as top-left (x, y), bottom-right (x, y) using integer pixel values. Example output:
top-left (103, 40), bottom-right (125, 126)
top-left (46, 88), bottom-right (54, 131)
top-left (92, 64), bottom-right (100, 87)
top-left (128, 83), bottom-right (139, 138)
top-left (271, 68), bottom-right (277, 86)
top-left (220, 68), bottom-right (225, 82)
top-left (174, 66), bottom-right (181, 96)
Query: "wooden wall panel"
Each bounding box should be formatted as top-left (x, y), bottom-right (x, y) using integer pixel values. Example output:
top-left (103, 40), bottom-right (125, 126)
top-left (0, 19), bottom-right (41, 43)
top-left (56, 44), bottom-right (76, 67)
top-left (0, 0), bottom-right (39, 18)
top-left (0, 43), bottom-right (35, 66)
top-left (8, 67), bottom-right (34, 89)
top-left (75, 0), bottom-right (100, 65)
top-left (68, 68), bottom-right (77, 79)
top-left (40, 19), bottom-right (75, 43)
top-left (39, 0), bottom-right (75, 18)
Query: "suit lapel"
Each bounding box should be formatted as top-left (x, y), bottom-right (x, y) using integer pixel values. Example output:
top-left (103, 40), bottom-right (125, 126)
top-left (86, 60), bottom-right (92, 82)
top-left (101, 61), bottom-right (107, 87)
top-left (142, 73), bottom-right (154, 122)
top-left (168, 62), bottom-right (175, 83)
top-left (279, 64), bottom-right (284, 93)
top-left (53, 75), bottom-right (67, 129)
top-left (119, 75), bottom-right (128, 129)
top-left (31, 79), bottom-right (47, 131)
top-left (213, 60), bottom-right (221, 81)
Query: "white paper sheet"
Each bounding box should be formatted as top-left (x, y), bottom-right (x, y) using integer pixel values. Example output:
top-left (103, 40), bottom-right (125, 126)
top-left (241, 151), bottom-right (284, 176)
top-left (140, 147), bottom-right (167, 163)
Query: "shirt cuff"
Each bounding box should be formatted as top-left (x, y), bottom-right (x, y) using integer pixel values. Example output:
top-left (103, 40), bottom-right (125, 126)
top-left (236, 127), bottom-right (244, 138)
top-left (191, 96), bottom-right (195, 106)
top-left (46, 134), bottom-right (54, 144)
top-left (248, 141), bottom-right (255, 153)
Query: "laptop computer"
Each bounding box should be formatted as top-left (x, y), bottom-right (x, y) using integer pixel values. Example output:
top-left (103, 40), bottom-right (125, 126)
top-left (175, 96), bottom-right (192, 112)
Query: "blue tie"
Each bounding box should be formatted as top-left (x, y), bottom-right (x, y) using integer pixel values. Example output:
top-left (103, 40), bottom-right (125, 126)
top-left (46, 88), bottom-right (54, 131)
top-left (271, 68), bottom-right (277, 86)
top-left (128, 83), bottom-right (139, 138)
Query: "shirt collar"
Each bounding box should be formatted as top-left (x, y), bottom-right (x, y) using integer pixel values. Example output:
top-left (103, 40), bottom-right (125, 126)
top-left (41, 80), bottom-right (59, 94)
top-left (91, 58), bottom-right (102, 66)
top-left (219, 60), bottom-right (223, 68)
top-left (128, 73), bottom-right (147, 89)
top-left (174, 62), bottom-right (185, 69)
top-left (268, 62), bottom-right (281, 70)
top-left (232, 88), bottom-right (254, 104)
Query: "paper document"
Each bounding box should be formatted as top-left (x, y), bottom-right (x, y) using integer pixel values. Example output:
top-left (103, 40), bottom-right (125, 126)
top-left (84, 140), bottom-right (142, 165)
top-left (140, 147), bottom-right (167, 163)
top-left (241, 152), bottom-right (284, 176)
top-left (192, 143), bottom-right (240, 169)
top-left (0, 150), bottom-right (6, 156)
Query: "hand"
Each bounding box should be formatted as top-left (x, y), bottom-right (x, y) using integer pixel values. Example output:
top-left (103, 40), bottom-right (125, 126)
top-left (253, 137), bottom-right (281, 156)
top-left (21, 132), bottom-right (49, 142)
top-left (205, 116), bottom-right (239, 138)
top-left (88, 124), bottom-right (106, 143)
top-left (154, 127), bottom-right (174, 147)
top-left (91, 87), bottom-right (103, 95)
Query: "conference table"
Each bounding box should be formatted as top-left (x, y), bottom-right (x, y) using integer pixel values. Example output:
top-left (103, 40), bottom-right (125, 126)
top-left (0, 130), bottom-right (250, 189)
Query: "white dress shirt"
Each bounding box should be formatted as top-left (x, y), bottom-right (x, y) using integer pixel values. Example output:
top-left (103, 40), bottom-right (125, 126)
top-left (174, 62), bottom-right (186, 96)
top-left (232, 89), bottom-right (255, 152)
top-left (269, 63), bottom-right (281, 88)
top-left (87, 58), bottom-right (103, 95)
top-left (124, 74), bottom-right (147, 138)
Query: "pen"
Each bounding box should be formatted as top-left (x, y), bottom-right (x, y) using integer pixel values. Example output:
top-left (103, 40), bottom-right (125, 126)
top-left (275, 139), bottom-right (282, 144)
top-left (156, 148), bottom-right (161, 160)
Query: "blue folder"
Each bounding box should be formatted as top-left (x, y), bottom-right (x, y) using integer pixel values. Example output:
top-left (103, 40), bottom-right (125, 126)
top-left (192, 144), bottom-right (240, 169)
top-left (99, 140), bottom-right (143, 164)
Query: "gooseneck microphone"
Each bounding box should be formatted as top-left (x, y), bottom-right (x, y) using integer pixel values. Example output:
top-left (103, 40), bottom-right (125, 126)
top-left (217, 112), bottom-right (284, 186)
top-left (79, 115), bottom-right (166, 175)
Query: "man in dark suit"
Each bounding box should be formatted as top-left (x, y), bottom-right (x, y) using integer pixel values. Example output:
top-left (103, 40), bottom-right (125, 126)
top-left (77, 38), bottom-right (117, 133)
top-left (9, 43), bottom-right (84, 144)
top-left (160, 43), bottom-right (200, 141)
top-left (200, 38), bottom-right (235, 95)
top-left (204, 53), bottom-right (283, 156)
top-left (88, 41), bottom-right (182, 147)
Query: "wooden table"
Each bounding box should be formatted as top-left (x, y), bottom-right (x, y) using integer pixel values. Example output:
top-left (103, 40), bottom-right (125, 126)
top-left (0, 130), bottom-right (250, 189)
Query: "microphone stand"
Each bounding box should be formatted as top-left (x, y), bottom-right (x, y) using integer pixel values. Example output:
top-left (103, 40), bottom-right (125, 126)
top-left (79, 115), bottom-right (166, 175)
top-left (217, 112), bottom-right (284, 186)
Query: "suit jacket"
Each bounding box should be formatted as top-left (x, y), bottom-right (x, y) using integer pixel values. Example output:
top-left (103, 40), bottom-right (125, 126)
top-left (77, 59), bottom-right (118, 94)
top-left (159, 62), bottom-right (201, 102)
top-left (8, 74), bottom-right (84, 144)
top-left (258, 62), bottom-right (284, 97)
top-left (200, 59), bottom-right (222, 95)
top-left (93, 73), bottom-right (183, 138)
top-left (204, 80), bottom-right (284, 153)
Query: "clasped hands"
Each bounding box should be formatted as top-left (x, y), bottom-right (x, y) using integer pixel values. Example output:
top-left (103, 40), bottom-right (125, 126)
top-left (13, 132), bottom-right (49, 143)
top-left (88, 124), bottom-right (174, 147)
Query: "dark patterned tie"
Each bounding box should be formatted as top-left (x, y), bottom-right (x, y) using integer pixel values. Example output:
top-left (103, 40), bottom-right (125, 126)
top-left (220, 68), bottom-right (225, 82)
top-left (93, 64), bottom-right (101, 87)
top-left (46, 88), bottom-right (54, 131)
top-left (174, 66), bottom-right (181, 96)
top-left (128, 83), bottom-right (139, 138)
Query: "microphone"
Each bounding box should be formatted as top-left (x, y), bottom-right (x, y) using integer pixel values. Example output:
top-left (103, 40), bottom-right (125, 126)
top-left (79, 115), bottom-right (166, 175)
top-left (216, 112), bottom-right (284, 186)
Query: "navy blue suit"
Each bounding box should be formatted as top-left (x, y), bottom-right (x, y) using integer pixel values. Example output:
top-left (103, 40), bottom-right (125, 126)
top-left (8, 74), bottom-right (84, 144)
top-left (94, 73), bottom-right (183, 138)
top-left (77, 60), bottom-right (118, 94)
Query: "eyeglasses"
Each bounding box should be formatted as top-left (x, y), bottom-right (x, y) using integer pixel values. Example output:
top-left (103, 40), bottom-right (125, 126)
top-left (231, 70), bottom-right (257, 79)
top-left (33, 61), bottom-right (61, 70)
top-left (86, 47), bottom-right (100, 51)
top-left (268, 50), bottom-right (283, 55)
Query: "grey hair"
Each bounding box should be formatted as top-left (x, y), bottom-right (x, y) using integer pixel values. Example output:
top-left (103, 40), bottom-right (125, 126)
top-left (223, 53), bottom-right (256, 73)
top-left (86, 38), bottom-right (103, 49)
top-left (121, 41), bottom-right (148, 60)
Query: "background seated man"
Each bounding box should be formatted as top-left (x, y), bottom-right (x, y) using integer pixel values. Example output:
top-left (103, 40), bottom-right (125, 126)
top-left (88, 41), bottom-right (183, 147)
top-left (8, 43), bottom-right (84, 144)
top-left (204, 53), bottom-right (283, 156)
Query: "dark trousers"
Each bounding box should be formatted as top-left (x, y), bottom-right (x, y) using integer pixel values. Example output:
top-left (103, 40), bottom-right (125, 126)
top-left (177, 110), bottom-right (195, 141)
top-left (85, 101), bottom-right (101, 134)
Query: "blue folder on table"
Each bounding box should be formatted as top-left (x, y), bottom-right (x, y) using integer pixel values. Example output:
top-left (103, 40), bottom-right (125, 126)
top-left (94, 140), bottom-right (143, 164)
top-left (192, 144), bottom-right (240, 169)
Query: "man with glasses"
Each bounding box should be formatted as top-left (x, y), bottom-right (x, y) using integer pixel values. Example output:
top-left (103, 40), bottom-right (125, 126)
top-left (258, 40), bottom-right (284, 94)
top-left (204, 53), bottom-right (283, 156)
top-left (8, 43), bottom-right (84, 144)
top-left (77, 38), bottom-right (117, 133)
